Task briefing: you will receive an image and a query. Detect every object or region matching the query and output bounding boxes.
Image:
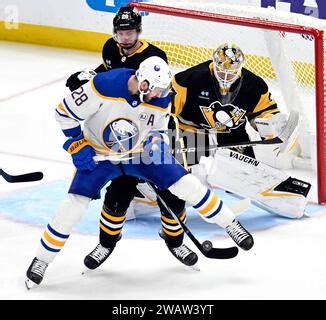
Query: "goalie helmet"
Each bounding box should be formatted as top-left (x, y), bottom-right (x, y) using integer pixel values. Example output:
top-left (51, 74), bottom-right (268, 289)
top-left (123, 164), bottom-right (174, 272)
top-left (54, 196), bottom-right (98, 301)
top-left (135, 56), bottom-right (172, 102)
top-left (213, 43), bottom-right (245, 95)
top-left (113, 6), bottom-right (142, 33)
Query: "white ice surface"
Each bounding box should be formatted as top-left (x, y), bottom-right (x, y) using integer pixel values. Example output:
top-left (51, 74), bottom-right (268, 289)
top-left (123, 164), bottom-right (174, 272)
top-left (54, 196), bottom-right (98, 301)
top-left (0, 42), bottom-right (326, 300)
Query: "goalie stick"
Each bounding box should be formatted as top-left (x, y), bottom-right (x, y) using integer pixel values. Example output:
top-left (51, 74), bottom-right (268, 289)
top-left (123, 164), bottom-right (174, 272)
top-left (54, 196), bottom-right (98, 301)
top-left (94, 111), bottom-right (299, 161)
top-left (147, 183), bottom-right (239, 260)
top-left (178, 110), bottom-right (300, 154)
top-left (0, 169), bottom-right (43, 183)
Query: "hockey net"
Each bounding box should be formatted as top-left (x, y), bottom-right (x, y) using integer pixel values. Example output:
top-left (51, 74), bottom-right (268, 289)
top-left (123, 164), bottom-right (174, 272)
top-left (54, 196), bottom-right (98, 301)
top-left (129, 1), bottom-right (326, 204)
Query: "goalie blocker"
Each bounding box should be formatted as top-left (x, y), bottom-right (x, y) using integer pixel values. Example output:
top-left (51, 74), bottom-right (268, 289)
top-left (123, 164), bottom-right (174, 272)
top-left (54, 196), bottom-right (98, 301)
top-left (192, 149), bottom-right (311, 219)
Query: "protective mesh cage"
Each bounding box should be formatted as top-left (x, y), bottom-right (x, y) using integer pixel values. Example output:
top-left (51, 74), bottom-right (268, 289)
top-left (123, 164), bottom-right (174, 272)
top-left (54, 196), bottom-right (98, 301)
top-left (129, 1), bottom-right (326, 204)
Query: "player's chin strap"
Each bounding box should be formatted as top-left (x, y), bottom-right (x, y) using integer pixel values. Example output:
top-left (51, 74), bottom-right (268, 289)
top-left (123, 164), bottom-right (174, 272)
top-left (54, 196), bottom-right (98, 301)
top-left (138, 83), bottom-right (151, 103)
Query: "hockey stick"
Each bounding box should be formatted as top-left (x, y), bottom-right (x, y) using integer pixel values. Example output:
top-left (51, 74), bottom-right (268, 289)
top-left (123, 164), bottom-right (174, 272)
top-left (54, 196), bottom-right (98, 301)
top-left (177, 110), bottom-right (300, 154)
top-left (93, 155), bottom-right (241, 259)
top-left (0, 169), bottom-right (43, 183)
top-left (147, 183), bottom-right (239, 260)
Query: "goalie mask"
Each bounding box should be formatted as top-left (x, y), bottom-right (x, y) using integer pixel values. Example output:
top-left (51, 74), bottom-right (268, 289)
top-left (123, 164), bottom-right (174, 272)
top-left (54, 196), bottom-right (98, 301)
top-left (136, 56), bottom-right (172, 102)
top-left (213, 44), bottom-right (245, 96)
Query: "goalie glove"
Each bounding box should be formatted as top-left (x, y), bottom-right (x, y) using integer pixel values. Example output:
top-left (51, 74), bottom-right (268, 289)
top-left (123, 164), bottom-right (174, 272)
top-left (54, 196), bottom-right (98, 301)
top-left (63, 133), bottom-right (96, 171)
top-left (253, 112), bottom-right (300, 169)
top-left (254, 112), bottom-right (299, 153)
top-left (66, 68), bottom-right (97, 92)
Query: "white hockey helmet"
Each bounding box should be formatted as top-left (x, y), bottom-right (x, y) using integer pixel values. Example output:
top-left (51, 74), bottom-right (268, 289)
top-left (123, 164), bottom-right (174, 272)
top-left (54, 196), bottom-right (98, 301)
top-left (213, 43), bottom-right (245, 94)
top-left (135, 56), bottom-right (172, 101)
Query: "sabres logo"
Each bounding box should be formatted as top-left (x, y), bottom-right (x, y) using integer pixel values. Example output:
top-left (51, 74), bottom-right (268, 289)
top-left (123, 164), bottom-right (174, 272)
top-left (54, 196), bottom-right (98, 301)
top-left (103, 118), bottom-right (139, 153)
top-left (199, 101), bottom-right (246, 132)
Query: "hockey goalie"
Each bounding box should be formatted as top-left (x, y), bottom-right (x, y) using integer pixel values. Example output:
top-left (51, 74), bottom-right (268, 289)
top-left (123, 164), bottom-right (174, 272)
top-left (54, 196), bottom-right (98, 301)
top-left (128, 114), bottom-right (311, 220)
top-left (127, 43), bottom-right (312, 220)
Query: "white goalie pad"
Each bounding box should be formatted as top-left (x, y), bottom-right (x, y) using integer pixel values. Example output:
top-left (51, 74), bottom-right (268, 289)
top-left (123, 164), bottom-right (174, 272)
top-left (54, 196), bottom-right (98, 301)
top-left (125, 182), bottom-right (160, 220)
top-left (199, 149), bottom-right (311, 219)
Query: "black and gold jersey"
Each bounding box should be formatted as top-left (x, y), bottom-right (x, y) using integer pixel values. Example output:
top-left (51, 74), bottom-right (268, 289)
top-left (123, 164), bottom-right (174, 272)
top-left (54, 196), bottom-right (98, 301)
top-left (100, 37), bottom-right (168, 70)
top-left (172, 60), bottom-right (279, 145)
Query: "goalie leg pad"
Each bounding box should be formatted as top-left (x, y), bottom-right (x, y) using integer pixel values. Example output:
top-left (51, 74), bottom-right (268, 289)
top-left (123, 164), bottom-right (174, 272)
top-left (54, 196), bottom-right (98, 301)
top-left (131, 182), bottom-right (160, 218)
top-left (204, 149), bottom-right (310, 218)
top-left (274, 177), bottom-right (311, 197)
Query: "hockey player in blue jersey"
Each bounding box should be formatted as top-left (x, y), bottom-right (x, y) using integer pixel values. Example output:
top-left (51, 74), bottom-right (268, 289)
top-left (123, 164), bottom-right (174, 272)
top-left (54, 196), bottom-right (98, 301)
top-left (25, 56), bottom-right (254, 289)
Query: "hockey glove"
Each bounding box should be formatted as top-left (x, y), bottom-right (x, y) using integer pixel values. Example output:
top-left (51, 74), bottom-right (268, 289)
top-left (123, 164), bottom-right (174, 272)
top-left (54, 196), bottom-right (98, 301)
top-left (66, 68), bottom-right (97, 91)
top-left (143, 132), bottom-right (173, 164)
top-left (63, 133), bottom-right (96, 171)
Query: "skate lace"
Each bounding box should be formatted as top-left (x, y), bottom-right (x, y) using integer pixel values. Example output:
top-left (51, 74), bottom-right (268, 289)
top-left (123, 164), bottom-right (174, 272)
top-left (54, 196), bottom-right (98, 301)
top-left (172, 245), bottom-right (191, 260)
top-left (31, 259), bottom-right (48, 277)
top-left (90, 244), bottom-right (110, 262)
top-left (226, 221), bottom-right (248, 244)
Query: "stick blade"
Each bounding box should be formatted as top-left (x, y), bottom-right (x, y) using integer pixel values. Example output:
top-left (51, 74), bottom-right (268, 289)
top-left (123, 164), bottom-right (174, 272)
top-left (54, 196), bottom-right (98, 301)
top-left (0, 169), bottom-right (43, 183)
top-left (203, 246), bottom-right (239, 259)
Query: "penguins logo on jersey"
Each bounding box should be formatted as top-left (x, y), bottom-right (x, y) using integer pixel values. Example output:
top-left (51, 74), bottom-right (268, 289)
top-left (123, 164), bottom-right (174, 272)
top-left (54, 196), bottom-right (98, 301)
top-left (103, 118), bottom-right (139, 153)
top-left (200, 101), bottom-right (246, 132)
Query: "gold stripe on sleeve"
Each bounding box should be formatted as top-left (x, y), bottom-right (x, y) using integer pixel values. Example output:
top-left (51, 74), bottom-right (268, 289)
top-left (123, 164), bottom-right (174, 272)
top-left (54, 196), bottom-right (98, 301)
top-left (252, 92), bottom-right (277, 114)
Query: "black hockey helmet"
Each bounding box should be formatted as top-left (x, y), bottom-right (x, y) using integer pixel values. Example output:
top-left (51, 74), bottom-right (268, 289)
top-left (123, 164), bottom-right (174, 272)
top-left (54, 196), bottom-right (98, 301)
top-left (113, 7), bottom-right (142, 33)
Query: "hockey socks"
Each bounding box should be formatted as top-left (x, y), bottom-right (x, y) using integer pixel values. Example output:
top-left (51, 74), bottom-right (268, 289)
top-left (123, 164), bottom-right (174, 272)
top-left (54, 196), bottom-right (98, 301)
top-left (37, 224), bottom-right (70, 263)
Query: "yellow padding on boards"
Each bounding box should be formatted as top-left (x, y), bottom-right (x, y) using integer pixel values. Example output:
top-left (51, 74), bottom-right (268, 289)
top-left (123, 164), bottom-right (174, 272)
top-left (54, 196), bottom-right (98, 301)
top-left (0, 21), bottom-right (107, 52)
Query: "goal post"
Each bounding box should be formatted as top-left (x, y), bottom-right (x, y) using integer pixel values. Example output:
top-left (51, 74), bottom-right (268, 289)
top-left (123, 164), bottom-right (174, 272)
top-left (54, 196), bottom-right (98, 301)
top-left (128, 1), bottom-right (326, 204)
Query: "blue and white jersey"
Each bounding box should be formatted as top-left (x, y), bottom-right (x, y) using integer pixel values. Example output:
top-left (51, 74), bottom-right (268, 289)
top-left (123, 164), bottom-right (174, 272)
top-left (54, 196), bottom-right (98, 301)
top-left (55, 68), bottom-right (171, 160)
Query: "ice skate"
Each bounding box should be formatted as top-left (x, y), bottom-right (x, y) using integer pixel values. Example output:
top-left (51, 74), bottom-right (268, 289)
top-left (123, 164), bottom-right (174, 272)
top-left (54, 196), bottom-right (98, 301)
top-left (83, 243), bottom-right (115, 271)
top-left (159, 229), bottom-right (199, 268)
top-left (225, 219), bottom-right (254, 250)
top-left (25, 257), bottom-right (48, 290)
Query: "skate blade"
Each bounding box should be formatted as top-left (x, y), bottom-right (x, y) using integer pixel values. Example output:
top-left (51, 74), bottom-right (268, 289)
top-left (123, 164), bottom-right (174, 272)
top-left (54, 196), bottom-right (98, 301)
top-left (189, 264), bottom-right (200, 271)
top-left (25, 278), bottom-right (37, 290)
top-left (81, 267), bottom-right (93, 275)
top-left (249, 249), bottom-right (257, 256)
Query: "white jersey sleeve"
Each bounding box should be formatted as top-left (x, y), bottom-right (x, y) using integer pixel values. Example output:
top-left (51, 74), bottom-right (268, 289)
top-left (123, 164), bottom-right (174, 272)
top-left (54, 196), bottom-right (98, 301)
top-left (55, 81), bottom-right (102, 137)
